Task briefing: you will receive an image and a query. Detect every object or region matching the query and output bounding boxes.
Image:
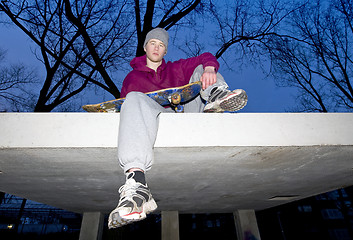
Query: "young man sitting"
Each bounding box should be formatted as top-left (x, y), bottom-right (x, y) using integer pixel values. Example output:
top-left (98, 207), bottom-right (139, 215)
top-left (108, 28), bottom-right (247, 228)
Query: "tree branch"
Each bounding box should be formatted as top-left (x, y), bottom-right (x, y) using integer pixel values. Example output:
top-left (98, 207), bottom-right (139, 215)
top-left (63, 0), bottom-right (120, 98)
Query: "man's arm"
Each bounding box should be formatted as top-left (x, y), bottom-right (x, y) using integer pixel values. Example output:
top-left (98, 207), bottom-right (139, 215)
top-left (176, 52), bottom-right (219, 89)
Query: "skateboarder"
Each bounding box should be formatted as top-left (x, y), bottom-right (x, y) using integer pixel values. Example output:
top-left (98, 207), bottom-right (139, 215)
top-left (108, 28), bottom-right (247, 228)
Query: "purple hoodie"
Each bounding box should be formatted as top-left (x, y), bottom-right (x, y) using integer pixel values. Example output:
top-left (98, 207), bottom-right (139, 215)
top-left (120, 52), bottom-right (219, 98)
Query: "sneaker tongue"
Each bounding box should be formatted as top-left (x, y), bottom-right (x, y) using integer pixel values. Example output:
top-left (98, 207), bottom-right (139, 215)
top-left (126, 171), bottom-right (146, 185)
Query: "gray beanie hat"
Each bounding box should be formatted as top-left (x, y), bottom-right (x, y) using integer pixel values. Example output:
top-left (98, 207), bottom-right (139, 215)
top-left (144, 28), bottom-right (169, 52)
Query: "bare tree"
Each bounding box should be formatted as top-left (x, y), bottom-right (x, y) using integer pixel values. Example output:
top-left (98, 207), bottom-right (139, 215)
top-left (0, 0), bottom-right (135, 111)
top-left (265, 0), bottom-right (353, 112)
top-left (208, 0), bottom-right (353, 112)
top-left (0, 0), bottom-right (206, 111)
top-left (8, 0), bottom-right (349, 113)
top-left (133, 0), bottom-right (202, 57)
top-left (0, 48), bottom-right (38, 112)
top-left (208, 0), bottom-right (299, 63)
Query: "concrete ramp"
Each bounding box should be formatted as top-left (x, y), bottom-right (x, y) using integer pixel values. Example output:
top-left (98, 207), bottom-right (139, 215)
top-left (0, 113), bottom-right (352, 214)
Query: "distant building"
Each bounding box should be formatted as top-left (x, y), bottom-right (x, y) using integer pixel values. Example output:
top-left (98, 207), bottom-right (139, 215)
top-left (257, 186), bottom-right (353, 240)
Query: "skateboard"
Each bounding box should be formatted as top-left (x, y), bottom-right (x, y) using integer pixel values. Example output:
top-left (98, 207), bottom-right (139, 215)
top-left (82, 81), bottom-right (202, 113)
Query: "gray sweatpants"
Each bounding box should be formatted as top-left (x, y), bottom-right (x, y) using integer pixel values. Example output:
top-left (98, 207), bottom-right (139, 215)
top-left (118, 65), bottom-right (228, 173)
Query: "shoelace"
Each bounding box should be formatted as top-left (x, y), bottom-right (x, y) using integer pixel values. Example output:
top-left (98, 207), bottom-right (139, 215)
top-left (118, 179), bottom-right (150, 202)
top-left (118, 179), bottom-right (139, 200)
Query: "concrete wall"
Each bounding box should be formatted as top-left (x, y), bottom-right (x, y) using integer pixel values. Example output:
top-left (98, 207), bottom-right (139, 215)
top-left (1, 113), bottom-right (353, 148)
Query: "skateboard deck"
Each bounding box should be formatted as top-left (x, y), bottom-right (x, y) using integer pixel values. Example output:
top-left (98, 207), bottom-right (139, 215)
top-left (82, 81), bottom-right (202, 113)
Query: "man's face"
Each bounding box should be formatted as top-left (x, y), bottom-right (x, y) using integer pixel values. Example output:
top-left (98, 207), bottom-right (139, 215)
top-left (144, 39), bottom-right (167, 63)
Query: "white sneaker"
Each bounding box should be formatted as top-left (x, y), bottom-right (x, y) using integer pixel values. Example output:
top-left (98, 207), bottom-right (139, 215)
top-left (204, 87), bottom-right (248, 112)
top-left (108, 174), bottom-right (157, 228)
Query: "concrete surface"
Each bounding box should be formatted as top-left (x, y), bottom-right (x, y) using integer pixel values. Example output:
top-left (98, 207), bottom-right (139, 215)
top-left (0, 113), bottom-right (352, 214)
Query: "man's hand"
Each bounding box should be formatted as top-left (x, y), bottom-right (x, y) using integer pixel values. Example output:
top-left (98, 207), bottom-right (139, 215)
top-left (200, 66), bottom-right (217, 90)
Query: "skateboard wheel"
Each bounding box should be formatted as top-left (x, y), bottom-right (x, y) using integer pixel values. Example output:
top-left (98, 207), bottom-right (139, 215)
top-left (175, 105), bottom-right (184, 113)
top-left (171, 93), bottom-right (181, 105)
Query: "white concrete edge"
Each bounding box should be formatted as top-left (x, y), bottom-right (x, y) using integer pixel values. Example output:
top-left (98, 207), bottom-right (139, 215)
top-left (1, 112), bottom-right (353, 148)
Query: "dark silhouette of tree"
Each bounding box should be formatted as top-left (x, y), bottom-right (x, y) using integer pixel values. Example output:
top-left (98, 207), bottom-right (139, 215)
top-left (0, 0), bottom-right (204, 111)
top-left (209, 0), bottom-right (294, 59)
top-left (133, 0), bottom-right (201, 57)
top-left (0, 48), bottom-right (37, 112)
top-left (264, 0), bottom-right (353, 112)
top-left (209, 0), bottom-right (353, 112)
top-left (0, 0), bottom-right (134, 111)
top-left (3, 0), bottom-right (351, 112)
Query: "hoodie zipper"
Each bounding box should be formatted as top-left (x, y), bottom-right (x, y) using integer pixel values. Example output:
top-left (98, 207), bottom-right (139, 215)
top-left (154, 69), bottom-right (160, 83)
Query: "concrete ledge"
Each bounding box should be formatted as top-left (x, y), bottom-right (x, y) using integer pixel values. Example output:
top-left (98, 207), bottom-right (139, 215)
top-left (1, 113), bottom-right (353, 214)
top-left (1, 113), bottom-right (353, 148)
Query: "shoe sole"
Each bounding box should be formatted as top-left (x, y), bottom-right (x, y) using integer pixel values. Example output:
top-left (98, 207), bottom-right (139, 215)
top-left (204, 89), bottom-right (248, 113)
top-left (108, 198), bottom-right (157, 228)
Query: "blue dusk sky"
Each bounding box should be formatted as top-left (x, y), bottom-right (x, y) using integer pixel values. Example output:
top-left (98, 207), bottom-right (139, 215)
top-left (0, 24), bottom-right (297, 113)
